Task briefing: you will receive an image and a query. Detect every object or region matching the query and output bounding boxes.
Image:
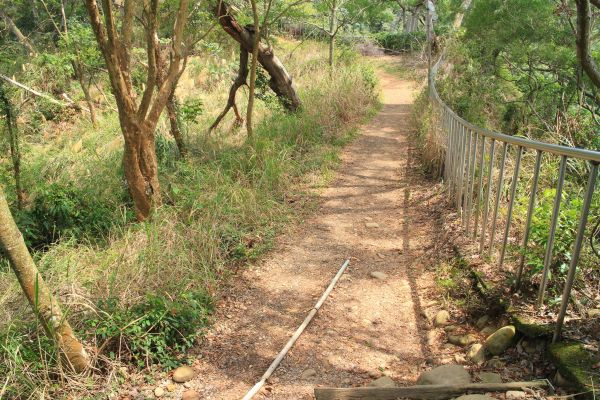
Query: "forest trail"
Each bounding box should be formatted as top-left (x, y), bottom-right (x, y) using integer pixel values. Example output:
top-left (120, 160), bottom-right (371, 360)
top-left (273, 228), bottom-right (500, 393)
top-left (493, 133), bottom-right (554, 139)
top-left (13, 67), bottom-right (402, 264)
top-left (186, 59), bottom-right (444, 399)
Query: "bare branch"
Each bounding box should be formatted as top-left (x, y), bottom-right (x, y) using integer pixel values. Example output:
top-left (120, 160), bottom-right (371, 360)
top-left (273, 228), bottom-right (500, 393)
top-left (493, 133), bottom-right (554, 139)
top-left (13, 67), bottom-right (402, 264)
top-left (575, 0), bottom-right (600, 89)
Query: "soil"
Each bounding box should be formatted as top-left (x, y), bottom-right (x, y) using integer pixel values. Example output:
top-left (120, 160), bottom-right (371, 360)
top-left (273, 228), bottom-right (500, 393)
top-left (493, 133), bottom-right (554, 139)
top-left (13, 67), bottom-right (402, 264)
top-left (161, 59), bottom-right (449, 399)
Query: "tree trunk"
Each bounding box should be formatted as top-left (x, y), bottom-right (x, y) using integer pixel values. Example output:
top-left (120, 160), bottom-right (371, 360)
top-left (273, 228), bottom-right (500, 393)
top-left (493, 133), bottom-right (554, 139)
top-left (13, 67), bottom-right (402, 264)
top-left (73, 61), bottom-right (98, 127)
top-left (165, 94), bottom-right (186, 157)
top-left (0, 11), bottom-right (37, 56)
top-left (215, 1), bottom-right (301, 111)
top-left (0, 189), bottom-right (89, 373)
top-left (0, 82), bottom-right (24, 209)
top-left (328, 0), bottom-right (337, 68)
top-left (247, 0), bottom-right (261, 137)
top-left (122, 120), bottom-right (161, 221)
top-left (210, 46), bottom-right (249, 132)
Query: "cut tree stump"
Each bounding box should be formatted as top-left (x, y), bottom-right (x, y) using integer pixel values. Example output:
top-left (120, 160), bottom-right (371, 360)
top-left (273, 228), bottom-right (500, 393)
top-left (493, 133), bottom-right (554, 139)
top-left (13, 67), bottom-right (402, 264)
top-left (314, 381), bottom-right (551, 400)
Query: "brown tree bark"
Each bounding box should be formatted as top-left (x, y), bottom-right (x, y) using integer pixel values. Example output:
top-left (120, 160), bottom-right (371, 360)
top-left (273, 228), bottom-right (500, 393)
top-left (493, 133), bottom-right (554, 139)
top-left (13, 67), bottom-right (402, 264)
top-left (85, 0), bottom-right (190, 220)
top-left (209, 46), bottom-right (248, 132)
top-left (0, 83), bottom-right (24, 209)
top-left (247, 0), bottom-right (261, 137)
top-left (0, 10), bottom-right (37, 56)
top-left (215, 1), bottom-right (301, 111)
top-left (0, 188), bottom-right (89, 373)
top-left (575, 0), bottom-right (600, 90)
top-left (72, 60), bottom-right (98, 127)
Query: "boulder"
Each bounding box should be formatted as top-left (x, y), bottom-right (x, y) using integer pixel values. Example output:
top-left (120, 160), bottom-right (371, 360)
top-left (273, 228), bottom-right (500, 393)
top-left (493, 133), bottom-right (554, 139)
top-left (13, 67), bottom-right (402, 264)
top-left (173, 365), bottom-right (196, 383)
top-left (434, 310), bottom-right (450, 327)
top-left (417, 364), bottom-right (471, 385)
top-left (484, 326), bottom-right (515, 355)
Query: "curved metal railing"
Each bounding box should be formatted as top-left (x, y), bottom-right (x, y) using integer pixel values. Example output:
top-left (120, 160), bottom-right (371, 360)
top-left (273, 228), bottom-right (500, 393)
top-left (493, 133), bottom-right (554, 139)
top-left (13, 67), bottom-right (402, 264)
top-left (428, 56), bottom-right (600, 342)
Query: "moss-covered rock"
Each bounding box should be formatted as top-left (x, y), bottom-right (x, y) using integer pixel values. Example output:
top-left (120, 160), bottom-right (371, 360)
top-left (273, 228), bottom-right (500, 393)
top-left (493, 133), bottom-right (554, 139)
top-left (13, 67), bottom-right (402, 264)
top-left (511, 313), bottom-right (554, 338)
top-left (547, 342), bottom-right (600, 399)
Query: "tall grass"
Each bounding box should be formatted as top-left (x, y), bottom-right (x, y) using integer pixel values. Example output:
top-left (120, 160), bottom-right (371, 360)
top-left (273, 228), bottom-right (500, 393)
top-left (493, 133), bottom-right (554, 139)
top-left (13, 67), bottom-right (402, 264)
top-left (0, 38), bottom-right (378, 398)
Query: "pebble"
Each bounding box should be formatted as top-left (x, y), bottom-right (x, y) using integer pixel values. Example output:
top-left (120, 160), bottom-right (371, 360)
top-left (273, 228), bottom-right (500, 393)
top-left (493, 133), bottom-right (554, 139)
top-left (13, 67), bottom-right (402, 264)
top-left (173, 365), bottom-right (196, 383)
top-left (475, 315), bottom-right (490, 329)
top-left (182, 390), bottom-right (200, 400)
top-left (456, 396), bottom-right (496, 400)
top-left (434, 310), bottom-right (450, 327)
top-left (588, 309), bottom-right (600, 318)
top-left (506, 390), bottom-right (527, 399)
top-left (478, 372), bottom-right (502, 383)
top-left (301, 368), bottom-right (317, 379)
top-left (370, 271), bottom-right (388, 280)
top-left (365, 222), bottom-right (380, 228)
top-left (369, 376), bottom-right (396, 388)
top-left (154, 387), bottom-right (165, 398)
top-left (480, 326), bottom-right (496, 337)
top-left (166, 383), bottom-right (176, 392)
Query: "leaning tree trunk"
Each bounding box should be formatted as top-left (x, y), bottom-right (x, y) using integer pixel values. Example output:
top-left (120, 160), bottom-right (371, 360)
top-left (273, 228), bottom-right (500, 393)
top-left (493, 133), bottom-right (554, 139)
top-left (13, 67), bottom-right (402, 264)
top-left (0, 189), bottom-right (89, 373)
top-left (210, 46), bottom-right (249, 132)
top-left (165, 94), bottom-right (186, 157)
top-left (0, 83), bottom-right (24, 209)
top-left (215, 1), bottom-right (301, 111)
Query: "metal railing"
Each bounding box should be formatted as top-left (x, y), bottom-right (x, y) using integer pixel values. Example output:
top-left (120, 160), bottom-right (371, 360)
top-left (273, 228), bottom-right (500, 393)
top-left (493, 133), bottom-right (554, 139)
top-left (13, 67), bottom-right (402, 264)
top-left (428, 56), bottom-right (600, 342)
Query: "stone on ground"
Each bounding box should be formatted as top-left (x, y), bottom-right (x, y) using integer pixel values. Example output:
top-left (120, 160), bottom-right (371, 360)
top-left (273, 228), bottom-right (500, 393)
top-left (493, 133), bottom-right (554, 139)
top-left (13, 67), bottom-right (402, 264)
top-left (588, 309), bottom-right (600, 318)
top-left (370, 271), bottom-right (388, 280)
top-left (484, 326), bottom-right (515, 355)
top-left (417, 364), bottom-right (471, 385)
top-left (456, 395), bottom-right (496, 400)
top-left (448, 334), bottom-right (477, 347)
top-left (506, 390), bottom-right (527, 399)
top-left (182, 390), bottom-right (201, 400)
top-left (434, 310), bottom-right (450, 327)
top-left (478, 372), bottom-right (502, 383)
top-left (365, 222), bottom-right (380, 228)
top-left (476, 315), bottom-right (490, 329)
top-left (301, 368), bottom-right (317, 379)
top-left (154, 387), bottom-right (165, 398)
top-left (480, 326), bottom-right (496, 337)
top-left (173, 366), bottom-right (196, 383)
top-left (467, 343), bottom-right (486, 365)
top-left (369, 376), bottom-right (396, 388)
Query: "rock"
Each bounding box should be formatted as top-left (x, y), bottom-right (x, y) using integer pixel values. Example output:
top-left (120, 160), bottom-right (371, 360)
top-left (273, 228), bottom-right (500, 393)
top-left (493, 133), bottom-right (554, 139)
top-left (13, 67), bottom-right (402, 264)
top-left (448, 334), bottom-right (477, 347)
top-left (154, 387), bottom-right (165, 398)
top-left (588, 309), bottom-right (600, 318)
top-left (444, 325), bottom-right (458, 332)
top-left (365, 222), bottom-right (380, 228)
top-left (554, 371), bottom-right (573, 387)
top-left (484, 326), bottom-right (515, 355)
top-left (456, 396), bottom-right (496, 400)
top-left (480, 326), bottom-right (496, 338)
top-left (478, 372), bottom-right (502, 383)
top-left (506, 390), bottom-right (527, 399)
top-left (301, 368), bottom-right (317, 379)
top-left (417, 364), bottom-right (471, 385)
top-left (182, 390), bottom-right (200, 400)
top-left (476, 315), bottom-right (490, 329)
top-left (487, 357), bottom-right (505, 369)
top-left (467, 343), bottom-right (486, 365)
top-left (368, 370), bottom-right (381, 379)
top-left (370, 271), bottom-right (388, 280)
top-left (434, 310), bottom-right (450, 327)
top-left (454, 353), bottom-right (466, 364)
top-left (173, 366), bottom-right (196, 383)
top-left (369, 376), bottom-right (396, 388)
top-left (166, 383), bottom-right (176, 392)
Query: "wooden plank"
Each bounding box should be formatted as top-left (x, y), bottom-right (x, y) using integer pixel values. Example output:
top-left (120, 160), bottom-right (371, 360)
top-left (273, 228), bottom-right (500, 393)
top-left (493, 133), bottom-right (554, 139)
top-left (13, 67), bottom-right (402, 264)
top-left (314, 381), bottom-right (551, 400)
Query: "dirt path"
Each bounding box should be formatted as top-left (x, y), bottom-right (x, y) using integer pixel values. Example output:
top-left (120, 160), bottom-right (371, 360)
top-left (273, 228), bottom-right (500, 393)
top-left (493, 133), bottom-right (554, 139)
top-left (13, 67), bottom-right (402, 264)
top-left (186, 60), bottom-right (445, 399)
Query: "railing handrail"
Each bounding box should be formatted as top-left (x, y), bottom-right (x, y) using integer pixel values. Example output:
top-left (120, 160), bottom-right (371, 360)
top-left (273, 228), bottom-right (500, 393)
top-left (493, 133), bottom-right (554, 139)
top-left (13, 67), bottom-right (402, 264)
top-left (429, 57), bottom-right (600, 163)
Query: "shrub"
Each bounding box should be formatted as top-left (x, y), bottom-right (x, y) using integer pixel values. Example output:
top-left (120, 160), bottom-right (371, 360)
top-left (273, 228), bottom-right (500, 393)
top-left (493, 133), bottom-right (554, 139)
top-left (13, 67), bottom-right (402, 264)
top-left (374, 31), bottom-right (427, 52)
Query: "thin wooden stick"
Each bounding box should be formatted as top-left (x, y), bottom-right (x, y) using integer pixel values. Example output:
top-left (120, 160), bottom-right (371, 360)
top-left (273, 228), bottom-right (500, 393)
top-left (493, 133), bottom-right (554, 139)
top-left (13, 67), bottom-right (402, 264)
top-left (241, 259), bottom-right (351, 400)
top-left (314, 380), bottom-right (552, 400)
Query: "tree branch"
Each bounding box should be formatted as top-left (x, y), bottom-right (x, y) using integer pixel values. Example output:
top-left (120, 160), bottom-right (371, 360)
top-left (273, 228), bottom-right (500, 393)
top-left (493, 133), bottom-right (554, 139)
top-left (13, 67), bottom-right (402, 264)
top-left (575, 0), bottom-right (600, 89)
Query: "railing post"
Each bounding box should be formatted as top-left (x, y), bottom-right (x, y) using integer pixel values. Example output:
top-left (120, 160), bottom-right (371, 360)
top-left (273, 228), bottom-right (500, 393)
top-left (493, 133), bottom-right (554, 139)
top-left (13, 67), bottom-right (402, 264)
top-left (473, 136), bottom-right (486, 239)
top-left (479, 139), bottom-right (496, 252)
top-left (500, 146), bottom-right (523, 267)
top-left (488, 142), bottom-right (508, 257)
top-left (465, 132), bottom-right (478, 235)
top-left (515, 150), bottom-right (542, 291)
top-left (553, 162), bottom-right (599, 342)
top-left (458, 124), bottom-right (467, 213)
top-left (537, 155), bottom-right (567, 308)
